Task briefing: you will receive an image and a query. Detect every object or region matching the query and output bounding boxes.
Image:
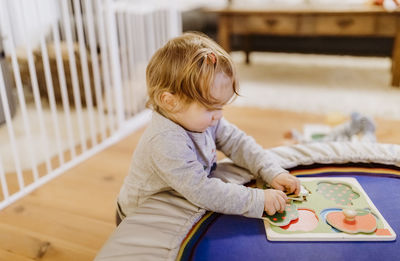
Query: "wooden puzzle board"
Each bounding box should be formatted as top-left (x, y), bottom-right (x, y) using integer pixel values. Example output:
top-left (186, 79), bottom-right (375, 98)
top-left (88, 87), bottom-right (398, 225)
top-left (261, 177), bottom-right (396, 241)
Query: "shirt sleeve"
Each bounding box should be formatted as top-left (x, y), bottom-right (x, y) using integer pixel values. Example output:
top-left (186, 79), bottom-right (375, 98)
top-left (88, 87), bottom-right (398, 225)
top-left (214, 118), bottom-right (288, 184)
top-left (149, 131), bottom-right (265, 218)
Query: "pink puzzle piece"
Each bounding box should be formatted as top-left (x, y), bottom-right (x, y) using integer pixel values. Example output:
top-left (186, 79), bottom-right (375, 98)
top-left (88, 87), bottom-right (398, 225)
top-left (326, 210), bottom-right (377, 234)
top-left (281, 209), bottom-right (319, 232)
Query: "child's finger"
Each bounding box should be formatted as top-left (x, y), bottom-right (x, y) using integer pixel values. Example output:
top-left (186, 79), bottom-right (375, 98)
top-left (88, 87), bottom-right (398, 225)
top-left (273, 200), bottom-right (281, 214)
top-left (279, 190), bottom-right (288, 201)
top-left (286, 178), bottom-right (300, 195)
top-left (266, 206), bottom-right (276, 216)
top-left (275, 191), bottom-right (287, 212)
top-left (286, 183), bottom-right (295, 194)
top-left (293, 179), bottom-right (301, 195)
top-left (274, 183), bottom-right (285, 192)
top-left (277, 195), bottom-right (286, 213)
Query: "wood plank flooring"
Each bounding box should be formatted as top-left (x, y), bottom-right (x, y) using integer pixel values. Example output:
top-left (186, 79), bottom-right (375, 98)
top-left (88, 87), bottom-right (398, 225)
top-left (0, 106), bottom-right (399, 260)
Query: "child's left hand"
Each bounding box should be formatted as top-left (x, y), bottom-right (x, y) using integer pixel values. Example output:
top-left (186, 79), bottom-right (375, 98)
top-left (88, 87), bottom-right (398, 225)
top-left (270, 172), bottom-right (300, 195)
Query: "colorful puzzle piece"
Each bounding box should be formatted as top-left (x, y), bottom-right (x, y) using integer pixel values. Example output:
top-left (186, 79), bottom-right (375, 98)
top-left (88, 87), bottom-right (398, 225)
top-left (281, 209), bottom-right (319, 232)
top-left (317, 182), bottom-right (360, 206)
top-left (288, 184), bottom-right (309, 202)
top-left (263, 203), bottom-right (298, 226)
top-left (326, 208), bottom-right (377, 234)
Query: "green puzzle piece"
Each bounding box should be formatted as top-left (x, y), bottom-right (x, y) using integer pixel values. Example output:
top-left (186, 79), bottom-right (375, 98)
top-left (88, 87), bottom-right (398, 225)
top-left (317, 182), bottom-right (360, 206)
top-left (263, 203), bottom-right (299, 226)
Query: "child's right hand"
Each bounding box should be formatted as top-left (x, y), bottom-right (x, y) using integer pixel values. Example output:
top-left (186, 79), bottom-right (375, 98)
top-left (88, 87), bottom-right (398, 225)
top-left (263, 189), bottom-right (288, 216)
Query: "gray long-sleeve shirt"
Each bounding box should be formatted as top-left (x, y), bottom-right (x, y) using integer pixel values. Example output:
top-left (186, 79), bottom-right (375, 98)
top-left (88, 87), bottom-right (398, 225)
top-left (118, 111), bottom-right (288, 218)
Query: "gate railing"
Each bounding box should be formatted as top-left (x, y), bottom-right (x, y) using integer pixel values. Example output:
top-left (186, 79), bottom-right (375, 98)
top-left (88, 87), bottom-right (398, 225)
top-left (0, 0), bottom-right (181, 210)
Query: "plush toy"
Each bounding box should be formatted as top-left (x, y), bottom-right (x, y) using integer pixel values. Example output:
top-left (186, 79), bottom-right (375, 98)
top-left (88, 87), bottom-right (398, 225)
top-left (284, 112), bottom-right (376, 144)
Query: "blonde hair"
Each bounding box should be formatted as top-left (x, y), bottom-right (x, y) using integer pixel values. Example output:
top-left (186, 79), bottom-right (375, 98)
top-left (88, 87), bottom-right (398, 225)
top-left (146, 32), bottom-right (238, 114)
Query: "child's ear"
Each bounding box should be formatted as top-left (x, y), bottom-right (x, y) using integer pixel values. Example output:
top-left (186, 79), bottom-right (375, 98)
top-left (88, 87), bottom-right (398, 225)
top-left (160, 91), bottom-right (178, 111)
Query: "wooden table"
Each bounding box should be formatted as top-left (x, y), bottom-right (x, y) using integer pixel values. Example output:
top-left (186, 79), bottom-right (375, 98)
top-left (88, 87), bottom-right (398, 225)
top-left (210, 4), bottom-right (400, 87)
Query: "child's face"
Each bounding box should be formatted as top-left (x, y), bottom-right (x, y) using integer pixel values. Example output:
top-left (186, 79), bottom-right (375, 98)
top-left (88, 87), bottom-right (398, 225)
top-left (172, 72), bottom-right (234, 133)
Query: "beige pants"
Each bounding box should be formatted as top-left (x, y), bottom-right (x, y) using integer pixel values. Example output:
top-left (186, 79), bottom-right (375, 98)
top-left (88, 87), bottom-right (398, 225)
top-left (95, 160), bottom-right (254, 261)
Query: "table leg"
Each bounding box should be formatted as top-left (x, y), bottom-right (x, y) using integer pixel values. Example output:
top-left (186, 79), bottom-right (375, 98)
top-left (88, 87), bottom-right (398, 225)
top-left (391, 32), bottom-right (400, 87)
top-left (218, 15), bottom-right (231, 52)
top-left (244, 34), bottom-right (251, 64)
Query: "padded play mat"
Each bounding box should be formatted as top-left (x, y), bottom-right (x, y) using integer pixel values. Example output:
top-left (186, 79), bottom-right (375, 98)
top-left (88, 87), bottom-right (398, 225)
top-left (177, 163), bottom-right (400, 261)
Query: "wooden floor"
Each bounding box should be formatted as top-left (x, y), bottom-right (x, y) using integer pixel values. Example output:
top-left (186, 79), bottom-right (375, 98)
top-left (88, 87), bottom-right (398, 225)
top-left (1, 106), bottom-right (400, 260)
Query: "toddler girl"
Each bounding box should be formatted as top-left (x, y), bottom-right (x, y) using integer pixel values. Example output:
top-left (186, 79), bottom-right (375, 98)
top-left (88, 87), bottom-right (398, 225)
top-left (116, 32), bottom-right (300, 225)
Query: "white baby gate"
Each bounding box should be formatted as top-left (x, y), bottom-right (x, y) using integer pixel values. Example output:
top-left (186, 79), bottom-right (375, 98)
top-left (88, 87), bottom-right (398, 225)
top-left (0, 0), bottom-right (181, 210)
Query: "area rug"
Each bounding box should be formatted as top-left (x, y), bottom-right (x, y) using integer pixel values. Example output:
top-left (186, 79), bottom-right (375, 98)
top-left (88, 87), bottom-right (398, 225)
top-left (231, 52), bottom-right (400, 120)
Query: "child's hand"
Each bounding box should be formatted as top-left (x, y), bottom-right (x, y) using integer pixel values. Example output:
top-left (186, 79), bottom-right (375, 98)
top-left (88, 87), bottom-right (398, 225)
top-left (263, 189), bottom-right (287, 216)
top-left (270, 172), bottom-right (301, 195)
